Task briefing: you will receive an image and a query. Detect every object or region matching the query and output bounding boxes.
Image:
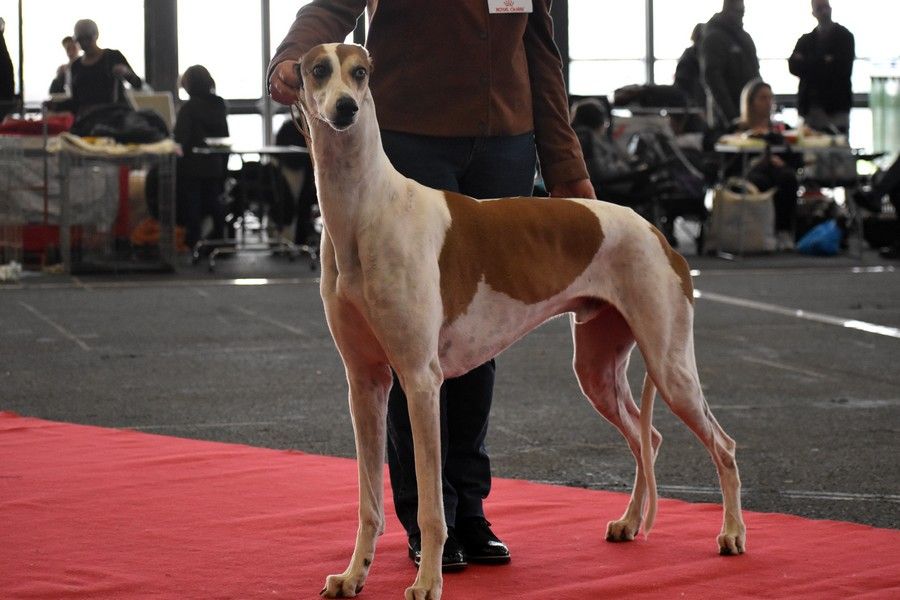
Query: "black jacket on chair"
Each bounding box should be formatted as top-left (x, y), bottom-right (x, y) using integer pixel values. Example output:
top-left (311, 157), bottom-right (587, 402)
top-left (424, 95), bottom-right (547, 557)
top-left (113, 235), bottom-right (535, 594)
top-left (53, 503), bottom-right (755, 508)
top-left (788, 24), bottom-right (855, 116)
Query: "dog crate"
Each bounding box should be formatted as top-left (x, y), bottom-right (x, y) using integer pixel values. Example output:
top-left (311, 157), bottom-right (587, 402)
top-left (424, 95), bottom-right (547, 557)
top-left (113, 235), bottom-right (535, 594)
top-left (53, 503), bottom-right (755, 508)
top-left (0, 135), bottom-right (61, 266)
top-left (57, 142), bottom-right (177, 274)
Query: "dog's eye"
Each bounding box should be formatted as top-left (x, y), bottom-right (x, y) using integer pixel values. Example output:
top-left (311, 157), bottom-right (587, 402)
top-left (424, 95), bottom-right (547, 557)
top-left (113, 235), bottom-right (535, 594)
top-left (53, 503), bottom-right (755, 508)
top-left (352, 66), bottom-right (367, 80)
top-left (312, 64), bottom-right (327, 78)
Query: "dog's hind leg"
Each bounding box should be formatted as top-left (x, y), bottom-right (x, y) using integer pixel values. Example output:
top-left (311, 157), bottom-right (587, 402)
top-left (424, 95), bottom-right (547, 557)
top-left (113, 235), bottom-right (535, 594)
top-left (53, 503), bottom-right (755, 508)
top-left (630, 300), bottom-right (746, 555)
top-left (571, 306), bottom-right (662, 543)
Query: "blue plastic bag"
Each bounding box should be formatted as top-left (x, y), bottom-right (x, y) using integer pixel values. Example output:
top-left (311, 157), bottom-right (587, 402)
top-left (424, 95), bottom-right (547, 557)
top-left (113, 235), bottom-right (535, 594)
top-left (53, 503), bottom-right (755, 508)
top-left (796, 219), bottom-right (842, 256)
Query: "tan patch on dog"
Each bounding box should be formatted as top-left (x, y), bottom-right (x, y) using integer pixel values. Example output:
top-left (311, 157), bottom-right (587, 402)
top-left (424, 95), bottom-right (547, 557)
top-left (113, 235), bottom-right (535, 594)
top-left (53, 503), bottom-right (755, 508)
top-left (439, 193), bottom-right (604, 323)
top-left (650, 226), bottom-right (694, 304)
top-left (297, 45), bottom-right (331, 89)
top-left (336, 44), bottom-right (372, 88)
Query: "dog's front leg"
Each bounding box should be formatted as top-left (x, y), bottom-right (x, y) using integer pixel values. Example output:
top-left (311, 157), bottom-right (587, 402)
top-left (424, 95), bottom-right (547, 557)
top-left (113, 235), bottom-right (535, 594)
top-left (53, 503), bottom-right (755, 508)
top-left (322, 366), bottom-right (393, 598)
top-left (398, 360), bottom-right (445, 600)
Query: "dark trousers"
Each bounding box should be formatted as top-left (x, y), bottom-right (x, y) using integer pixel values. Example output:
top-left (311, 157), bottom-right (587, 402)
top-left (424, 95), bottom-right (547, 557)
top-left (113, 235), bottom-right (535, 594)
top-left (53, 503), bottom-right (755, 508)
top-left (747, 160), bottom-right (799, 233)
top-left (380, 130), bottom-right (537, 536)
top-left (178, 176), bottom-right (226, 247)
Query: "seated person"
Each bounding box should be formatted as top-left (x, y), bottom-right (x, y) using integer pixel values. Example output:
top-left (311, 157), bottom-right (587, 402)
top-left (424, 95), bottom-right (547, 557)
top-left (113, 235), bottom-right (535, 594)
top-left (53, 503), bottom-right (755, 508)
top-left (730, 79), bottom-right (801, 250)
top-left (571, 98), bottom-right (651, 205)
top-left (274, 119), bottom-right (318, 246)
top-left (174, 65), bottom-right (229, 248)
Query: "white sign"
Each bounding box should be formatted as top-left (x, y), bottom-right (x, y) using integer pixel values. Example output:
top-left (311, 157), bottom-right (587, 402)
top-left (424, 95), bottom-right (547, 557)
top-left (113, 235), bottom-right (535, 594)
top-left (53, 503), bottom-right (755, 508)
top-left (487, 0), bottom-right (534, 14)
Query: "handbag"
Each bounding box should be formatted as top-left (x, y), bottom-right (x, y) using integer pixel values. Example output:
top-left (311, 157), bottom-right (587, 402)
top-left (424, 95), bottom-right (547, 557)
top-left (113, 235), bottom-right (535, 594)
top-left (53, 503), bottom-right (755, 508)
top-left (705, 178), bottom-right (776, 254)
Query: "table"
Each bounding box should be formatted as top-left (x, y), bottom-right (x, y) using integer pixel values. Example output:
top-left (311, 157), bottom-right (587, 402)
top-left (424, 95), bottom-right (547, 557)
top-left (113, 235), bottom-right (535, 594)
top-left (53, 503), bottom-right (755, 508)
top-left (713, 140), bottom-right (866, 258)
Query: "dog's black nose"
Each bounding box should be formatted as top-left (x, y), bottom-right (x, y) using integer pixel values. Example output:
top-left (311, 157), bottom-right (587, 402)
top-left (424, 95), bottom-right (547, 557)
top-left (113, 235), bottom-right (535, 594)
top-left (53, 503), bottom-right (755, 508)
top-left (335, 97), bottom-right (359, 118)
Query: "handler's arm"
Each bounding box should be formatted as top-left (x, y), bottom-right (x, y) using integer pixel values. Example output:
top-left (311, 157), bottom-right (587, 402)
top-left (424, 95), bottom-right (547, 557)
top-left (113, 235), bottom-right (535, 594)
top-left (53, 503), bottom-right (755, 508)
top-left (523, 0), bottom-right (592, 197)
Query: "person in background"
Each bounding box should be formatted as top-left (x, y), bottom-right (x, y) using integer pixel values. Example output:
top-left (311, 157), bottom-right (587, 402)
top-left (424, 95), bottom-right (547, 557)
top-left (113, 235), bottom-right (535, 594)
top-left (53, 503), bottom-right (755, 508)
top-left (173, 65), bottom-right (229, 249)
top-left (674, 23), bottom-right (706, 110)
top-left (274, 119), bottom-right (317, 247)
top-left (733, 79), bottom-right (800, 250)
top-left (788, 0), bottom-right (854, 134)
top-left (700, 0), bottom-right (759, 130)
top-left (49, 36), bottom-right (81, 95)
top-left (59, 19), bottom-right (142, 117)
top-left (571, 97), bottom-right (650, 204)
top-left (0, 17), bottom-right (15, 119)
top-left (269, 0), bottom-right (593, 573)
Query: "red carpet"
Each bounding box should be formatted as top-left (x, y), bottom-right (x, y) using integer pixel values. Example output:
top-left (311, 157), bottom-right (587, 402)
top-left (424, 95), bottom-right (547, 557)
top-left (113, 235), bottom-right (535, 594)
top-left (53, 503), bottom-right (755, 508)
top-left (1, 412), bottom-right (897, 599)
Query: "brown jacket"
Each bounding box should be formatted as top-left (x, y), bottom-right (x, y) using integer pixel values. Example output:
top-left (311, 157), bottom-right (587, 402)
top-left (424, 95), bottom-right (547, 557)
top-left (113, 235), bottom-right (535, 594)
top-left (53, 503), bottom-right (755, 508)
top-left (269, 0), bottom-right (587, 188)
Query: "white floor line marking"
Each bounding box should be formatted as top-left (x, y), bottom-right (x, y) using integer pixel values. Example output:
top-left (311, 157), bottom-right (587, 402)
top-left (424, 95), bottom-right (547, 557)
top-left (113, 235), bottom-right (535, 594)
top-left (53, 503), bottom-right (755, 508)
top-left (695, 290), bottom-right (900, 340)
top-left (192, 287), bottom-right (210, 298)
top-left (741, 356), bottom-right (828, 380)
top-left (0, 277), bottom-right (318, 292)
top-left (234, 306), bottom-right (308, 337)
top-left (18, 301), bottom-right (91, 351)
top-left (780, 489), bottom-right (900, 503)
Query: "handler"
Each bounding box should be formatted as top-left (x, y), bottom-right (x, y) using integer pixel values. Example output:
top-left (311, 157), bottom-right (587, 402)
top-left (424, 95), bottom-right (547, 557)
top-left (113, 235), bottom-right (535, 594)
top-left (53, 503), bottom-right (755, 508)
top-left (268, 0), bottom-right (593, 571)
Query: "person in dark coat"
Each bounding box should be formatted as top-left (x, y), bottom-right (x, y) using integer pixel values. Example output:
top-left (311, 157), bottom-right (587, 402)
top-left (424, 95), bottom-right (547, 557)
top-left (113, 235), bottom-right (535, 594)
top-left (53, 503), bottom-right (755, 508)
top-left (174, 65), bottom-right (229, 248)
top-left (571, 97), bottom-right (650, 204)
top-left (700, 0), bottom-right (760, 130)
top-left (0, 18), bottom-right (15, 119)
top-left (674, 23), bottom-right (706, 109)
top-left (788, 0), bottom-right (854, 134)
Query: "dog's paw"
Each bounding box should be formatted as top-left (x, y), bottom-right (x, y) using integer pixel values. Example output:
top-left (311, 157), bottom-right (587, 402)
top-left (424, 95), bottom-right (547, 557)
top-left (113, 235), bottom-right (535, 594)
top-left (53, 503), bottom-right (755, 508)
top-left (606, 519), bottom-right (641, 542)
top-left (605, 518), bottom-right (640, 542)
top-left (717, 529), bottom-right (746, 555)
top-left (404, 583), bottom-right (442, 600)
top-left (321, 573), bottom-right (365, 598)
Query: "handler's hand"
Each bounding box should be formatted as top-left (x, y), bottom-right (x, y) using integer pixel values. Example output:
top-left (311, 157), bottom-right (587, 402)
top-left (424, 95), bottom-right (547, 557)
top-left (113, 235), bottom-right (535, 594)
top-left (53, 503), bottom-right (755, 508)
top-left (269, 60), bottom-right (301, 105)
top-left (550, 178), bottom-right (596, 200)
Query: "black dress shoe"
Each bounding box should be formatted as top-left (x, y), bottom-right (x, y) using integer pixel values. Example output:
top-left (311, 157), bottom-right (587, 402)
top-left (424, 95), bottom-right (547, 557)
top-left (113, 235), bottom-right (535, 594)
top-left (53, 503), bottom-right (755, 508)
top-left (456, 517), bottom-right (511, 564)
top-left (407, 529), bottom-right (467, 572)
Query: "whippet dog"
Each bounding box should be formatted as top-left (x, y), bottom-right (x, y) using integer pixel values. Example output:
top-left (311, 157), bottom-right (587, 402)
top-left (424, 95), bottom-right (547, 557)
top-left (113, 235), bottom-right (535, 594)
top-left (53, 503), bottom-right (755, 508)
top-left (293, 43), bottom-right (745, 600)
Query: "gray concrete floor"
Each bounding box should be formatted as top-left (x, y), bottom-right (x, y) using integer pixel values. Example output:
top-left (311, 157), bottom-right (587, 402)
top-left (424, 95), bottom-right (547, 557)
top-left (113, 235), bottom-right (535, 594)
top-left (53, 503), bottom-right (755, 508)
top-left (1, 247), bottom-right (898, 530)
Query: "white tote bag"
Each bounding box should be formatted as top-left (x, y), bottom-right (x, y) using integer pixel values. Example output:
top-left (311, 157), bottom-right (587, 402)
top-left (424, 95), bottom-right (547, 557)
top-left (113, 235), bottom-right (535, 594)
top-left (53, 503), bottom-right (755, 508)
top-left (706, 178), bottom-right (777, 254)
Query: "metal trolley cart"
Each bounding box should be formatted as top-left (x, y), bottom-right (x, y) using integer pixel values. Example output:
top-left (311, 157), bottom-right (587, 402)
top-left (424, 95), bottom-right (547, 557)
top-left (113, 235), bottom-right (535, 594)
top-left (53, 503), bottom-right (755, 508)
top-left (55, 135), bottom-right (178, 274)
top-left (0, 135), bottom-right (58, 267)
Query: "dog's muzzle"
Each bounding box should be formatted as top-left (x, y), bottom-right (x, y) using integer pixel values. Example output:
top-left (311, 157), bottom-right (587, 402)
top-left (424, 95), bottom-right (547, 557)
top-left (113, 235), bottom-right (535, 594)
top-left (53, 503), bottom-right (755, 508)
top-left (331, 96), bottom-right (359, 129)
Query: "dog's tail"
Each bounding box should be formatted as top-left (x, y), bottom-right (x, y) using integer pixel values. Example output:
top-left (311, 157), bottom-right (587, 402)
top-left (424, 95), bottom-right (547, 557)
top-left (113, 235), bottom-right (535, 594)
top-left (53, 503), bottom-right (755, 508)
top-left (640, 372), bottom-right (658, 537)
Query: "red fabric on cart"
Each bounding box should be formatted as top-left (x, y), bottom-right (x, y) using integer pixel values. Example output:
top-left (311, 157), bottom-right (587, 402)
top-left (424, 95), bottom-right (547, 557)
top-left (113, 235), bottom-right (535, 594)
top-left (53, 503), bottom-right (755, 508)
top-left (0, 113), bottom-right (74, 135)
top-left (1, 412), bottom-right (897, 599)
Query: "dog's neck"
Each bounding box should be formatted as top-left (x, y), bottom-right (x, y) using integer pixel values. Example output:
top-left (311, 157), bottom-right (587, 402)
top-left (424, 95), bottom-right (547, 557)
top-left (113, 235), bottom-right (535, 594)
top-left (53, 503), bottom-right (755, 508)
top-left (306, 95), bottom-right (399, 245)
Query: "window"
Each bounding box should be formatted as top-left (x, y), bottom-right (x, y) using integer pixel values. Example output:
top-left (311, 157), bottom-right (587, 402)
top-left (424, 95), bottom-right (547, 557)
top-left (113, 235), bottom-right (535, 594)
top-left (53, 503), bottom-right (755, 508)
top-left (652, 0), bottom-right (719, 61)
top-left (568, 0), bottom-right (645, 97)
top-left (9, 0), bottom-right (144, 104)
top-left (178, 0), bottom-right (262, 100)
top-left (269, 0), bottom-right (314, 58)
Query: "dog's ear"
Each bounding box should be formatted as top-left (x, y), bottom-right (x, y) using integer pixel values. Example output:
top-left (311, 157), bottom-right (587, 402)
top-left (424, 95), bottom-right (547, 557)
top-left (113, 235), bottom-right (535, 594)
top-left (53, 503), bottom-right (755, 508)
top-left (293, 60), bottom-right (304, 90)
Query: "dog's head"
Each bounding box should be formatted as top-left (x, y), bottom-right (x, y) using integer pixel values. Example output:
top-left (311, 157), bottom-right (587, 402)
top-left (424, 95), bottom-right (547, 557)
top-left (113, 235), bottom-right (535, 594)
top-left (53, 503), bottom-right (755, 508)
top-left (294, 43), bottom-right (372, 132)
